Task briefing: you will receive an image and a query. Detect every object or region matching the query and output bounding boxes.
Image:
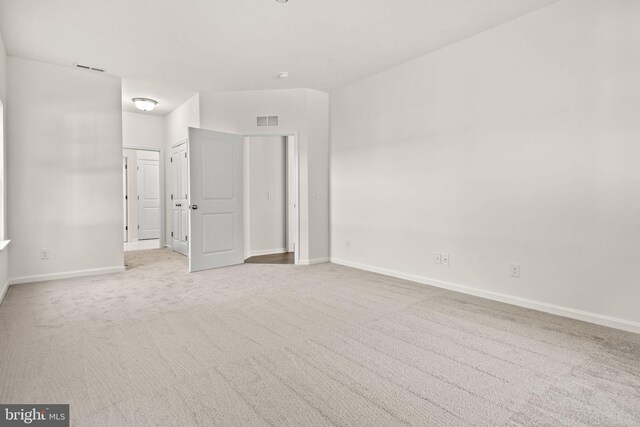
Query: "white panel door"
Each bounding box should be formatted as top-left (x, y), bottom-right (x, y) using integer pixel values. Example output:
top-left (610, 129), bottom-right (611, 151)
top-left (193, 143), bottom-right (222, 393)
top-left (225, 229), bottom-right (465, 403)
top-left (171, 143), bottom-right (189, 256)
top-left (137, 159), bottom-right (161, 240)
top-left (188, 127), bottom-right (244, 272)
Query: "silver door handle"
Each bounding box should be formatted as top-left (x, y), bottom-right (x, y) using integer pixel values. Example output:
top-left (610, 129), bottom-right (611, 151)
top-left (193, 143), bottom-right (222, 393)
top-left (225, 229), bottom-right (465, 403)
top-left (189, 205), bottom-right (198, 210)
top-left (175, 203), bottom-right (181, 207)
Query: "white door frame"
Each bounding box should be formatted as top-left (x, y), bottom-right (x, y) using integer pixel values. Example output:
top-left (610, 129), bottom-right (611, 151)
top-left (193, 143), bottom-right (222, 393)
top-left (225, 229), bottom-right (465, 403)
top-left (123, 146), bottom-right (166, 248)
top-left (242, 130), bottom-right (300, 265)
top-left (123, 157), bottom-right (128, 242)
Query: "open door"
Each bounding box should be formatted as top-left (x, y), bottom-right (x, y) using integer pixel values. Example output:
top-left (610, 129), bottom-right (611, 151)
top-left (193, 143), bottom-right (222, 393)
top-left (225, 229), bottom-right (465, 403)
top-left (188, 127), bottom-right (244, 272)
top-left (170, 143), bottom-right (189, 256)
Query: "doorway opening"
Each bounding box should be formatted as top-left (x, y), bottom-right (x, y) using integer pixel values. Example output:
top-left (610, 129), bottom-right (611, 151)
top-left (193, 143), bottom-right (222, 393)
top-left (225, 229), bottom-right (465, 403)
top-left (169, 128), bottom-right (300, 271)
top-left (243, 135), bottom-right (296, 265)
top-left (123, 148), bottom-right (162, 251)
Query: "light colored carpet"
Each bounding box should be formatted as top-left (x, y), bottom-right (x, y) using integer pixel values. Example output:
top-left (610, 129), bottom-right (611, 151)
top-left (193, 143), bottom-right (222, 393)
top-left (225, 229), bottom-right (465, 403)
top-left (1, 249), bottom-right (639, 426)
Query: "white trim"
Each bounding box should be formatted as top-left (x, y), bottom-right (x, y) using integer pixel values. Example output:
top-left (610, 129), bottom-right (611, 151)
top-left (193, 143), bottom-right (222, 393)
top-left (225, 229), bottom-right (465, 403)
top-left (247, 248), bottom-right (287, 258)
top-left (123, 146), bottom-right (165, 248)
top-left (331, 258), bottom-right (640, 335)
top-left (299, 257), bottom-right (330, 266)
top-left (0, 239), bottom-right (10, 251)
top-left (8, 266), bottom-right (125, 286)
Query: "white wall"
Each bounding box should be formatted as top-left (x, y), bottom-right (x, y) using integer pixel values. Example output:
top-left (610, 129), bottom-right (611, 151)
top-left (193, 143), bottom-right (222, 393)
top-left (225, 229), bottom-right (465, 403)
top-left (164, 94), bottom-right (200, 247)
top-left (199, 88), bottom-right (330, 264)
top-left (246, 136), bottom-right (286, 256)
top-left (7, 57), bottom-right (124, 282)
top-left (123, 111), bottom-right (165, 150)
top-left (306, 91), bottom-right (330, 261)
top-left (331, 0), bottom-right (640, 331)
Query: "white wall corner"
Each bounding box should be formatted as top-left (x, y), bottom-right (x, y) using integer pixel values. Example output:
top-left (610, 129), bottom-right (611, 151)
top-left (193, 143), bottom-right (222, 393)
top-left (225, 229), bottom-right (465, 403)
top-left (330, 258), bottom-right (640, 335)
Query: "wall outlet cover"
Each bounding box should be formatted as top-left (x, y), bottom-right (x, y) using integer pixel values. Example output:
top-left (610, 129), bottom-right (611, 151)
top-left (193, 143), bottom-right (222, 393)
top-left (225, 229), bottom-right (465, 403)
top-left (511, 263), bottom-right (521, 278)
top-left (434, 252), bottom-right (442, 264)
top-left (442, 253), bottom-right (449, 266)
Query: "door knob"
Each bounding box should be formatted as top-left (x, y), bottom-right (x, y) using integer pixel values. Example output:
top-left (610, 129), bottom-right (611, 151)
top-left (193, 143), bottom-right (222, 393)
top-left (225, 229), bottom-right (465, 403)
top-left (190, 205), bottom-right (198, 210)
top-left (175, 203), bottom-right (181, 207)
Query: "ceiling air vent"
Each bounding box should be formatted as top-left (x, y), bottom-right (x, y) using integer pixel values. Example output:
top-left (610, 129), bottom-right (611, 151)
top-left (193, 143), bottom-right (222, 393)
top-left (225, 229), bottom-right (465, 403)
top-left (74, 63), bottom-right (105, 72)
top-left (257, 116), bottom-right (279, 127)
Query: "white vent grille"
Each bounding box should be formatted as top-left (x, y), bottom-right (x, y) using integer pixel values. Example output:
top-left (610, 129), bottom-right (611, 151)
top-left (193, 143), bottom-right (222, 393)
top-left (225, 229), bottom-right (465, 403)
top-left (75, 63), bottom-right (105, 72)
top-left (257, 116), bottom-right (279, 127)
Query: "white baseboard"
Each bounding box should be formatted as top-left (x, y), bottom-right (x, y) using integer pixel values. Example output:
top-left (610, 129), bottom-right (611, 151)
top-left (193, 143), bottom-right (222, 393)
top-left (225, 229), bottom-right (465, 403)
top-left (0, 280), bottom-right (8, 305)
top-left (299, 257), bottom-right (330, 265)
top-left (9, 266), bottom-right (126, 286)
top-left (247, 248), bottom-right (287, 257)
top-left (331, 258), bottom-right (640, 335)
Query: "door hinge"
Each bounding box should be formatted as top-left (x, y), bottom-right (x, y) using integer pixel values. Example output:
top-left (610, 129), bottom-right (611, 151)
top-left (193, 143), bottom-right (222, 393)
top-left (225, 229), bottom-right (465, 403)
top-left (138, 225), bottom-right (139, 229)
top-left (126, 226), bottom-right (128, 230)
top-left (125, 195), bottom-right (128, 200)
top-left (185, 236), bottom-right (188, 241)
top-left (185, 194), bottom-right (187, 199)
top-left (137, 196), bottom-right (140, 200)
top-left (184, 153), bottom-right (187, 158)
top-left (171, 232), bottom-right (173, 237)
top-left (171, 194), bottom-right (173, 200)
top-left (137, 166), bottom-right (139, 170)
top-left (170, 157), bottom-right (173, 163)
top-left (125, 165), bottom-right (127, 169)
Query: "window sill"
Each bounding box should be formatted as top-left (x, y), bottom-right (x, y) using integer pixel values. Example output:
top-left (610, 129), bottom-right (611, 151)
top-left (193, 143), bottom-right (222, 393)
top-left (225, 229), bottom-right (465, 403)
top-left (0, 240), bottom-right (10, 252)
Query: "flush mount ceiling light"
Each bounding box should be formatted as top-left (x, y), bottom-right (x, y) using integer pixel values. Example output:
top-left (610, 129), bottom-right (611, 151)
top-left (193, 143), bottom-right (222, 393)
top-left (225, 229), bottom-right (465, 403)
top-left (132, 97), bottom-right (157, 112)
top-left (278, 71), bottom-right (290, 79)
top-left (276, 0), bottom-right (288, 3)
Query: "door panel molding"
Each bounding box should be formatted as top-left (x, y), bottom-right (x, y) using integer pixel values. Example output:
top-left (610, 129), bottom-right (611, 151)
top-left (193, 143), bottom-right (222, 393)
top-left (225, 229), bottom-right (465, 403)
top-left (188, 127), bottom-right (244, 272)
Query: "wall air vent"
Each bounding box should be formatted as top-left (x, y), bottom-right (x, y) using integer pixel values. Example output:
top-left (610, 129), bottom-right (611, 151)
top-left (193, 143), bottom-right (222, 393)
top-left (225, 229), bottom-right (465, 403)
top-left (257, 116), bottom-right (279, 127)
top-left (74, 63), bottom-right (105, 72)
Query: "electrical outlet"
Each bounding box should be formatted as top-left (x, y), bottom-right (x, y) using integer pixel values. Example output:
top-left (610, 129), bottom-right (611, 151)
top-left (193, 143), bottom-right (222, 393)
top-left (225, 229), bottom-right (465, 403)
top-left (442, 253), bottom-right (449, 266)
top-left (346, 240), bottom-right (351, 249)
top-left (434, 252), bottom-right (442, 265)
top-left (511, 263), bottom-right (520, 278)
top-left (41, 249), bottom-right (50, 260)
top-left (267, 192), bottom-right (272, 200)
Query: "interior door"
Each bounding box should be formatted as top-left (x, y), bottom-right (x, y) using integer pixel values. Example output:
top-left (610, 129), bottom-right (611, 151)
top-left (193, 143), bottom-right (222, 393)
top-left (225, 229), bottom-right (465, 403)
top-left (171, 143), bottom-right (189, 255)
top-left (188, 127), bottom-right (244, 272)
top-left (137, 159), bottom-right (161, 240)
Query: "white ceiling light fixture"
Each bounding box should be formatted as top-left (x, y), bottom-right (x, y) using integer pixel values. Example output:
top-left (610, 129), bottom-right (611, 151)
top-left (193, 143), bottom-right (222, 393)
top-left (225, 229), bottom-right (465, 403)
top-left (276, 0), bottom-right (288, 3)
top-left (278, 71), bottom-right (290, 79)
top-left (132, 97), bottom-right (158, 112)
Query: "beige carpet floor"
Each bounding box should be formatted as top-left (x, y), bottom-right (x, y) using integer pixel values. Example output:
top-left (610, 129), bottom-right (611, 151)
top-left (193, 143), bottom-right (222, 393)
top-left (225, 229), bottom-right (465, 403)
top-left (1, 249), bottom-right (639, 426)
